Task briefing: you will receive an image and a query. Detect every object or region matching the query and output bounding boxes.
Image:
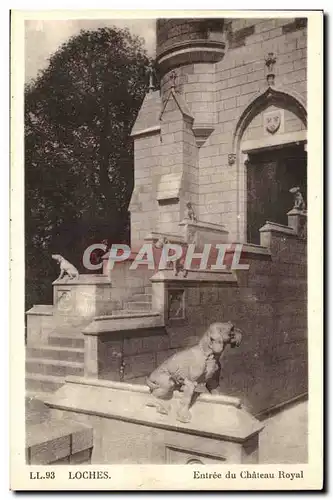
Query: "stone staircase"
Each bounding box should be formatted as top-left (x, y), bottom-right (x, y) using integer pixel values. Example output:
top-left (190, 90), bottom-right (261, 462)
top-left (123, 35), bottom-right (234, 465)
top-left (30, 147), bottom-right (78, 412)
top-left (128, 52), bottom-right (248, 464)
top-left (26, 284), bottom-right (154, 398)
top-left (123, 286), bottom-right (153, 314)
top-left (26, 322), bottom-right (86, 398)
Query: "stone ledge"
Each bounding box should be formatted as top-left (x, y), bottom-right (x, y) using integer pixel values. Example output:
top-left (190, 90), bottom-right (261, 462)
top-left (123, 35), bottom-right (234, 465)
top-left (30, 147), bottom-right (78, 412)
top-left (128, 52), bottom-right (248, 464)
top-left (43, 379), bottom-right (264, 443)
top-left (52, 275), bottom-right (111, 286)
top-left (83, 313), bottom-right (164, 335)
top-left (179, 219), bottom-right (228, 233)
top-left (64, 376), bottom-right (242, 408)
top-left (259, 221), bottom-right (297, 236)
top-left (144, 231), bottom-right (184, 244)
top-left (130, 124), bottom-right (161, 138)
top-left (150, 269), bottom-right (237, 284)
top-left (26, 305), bottom-right (54, 316)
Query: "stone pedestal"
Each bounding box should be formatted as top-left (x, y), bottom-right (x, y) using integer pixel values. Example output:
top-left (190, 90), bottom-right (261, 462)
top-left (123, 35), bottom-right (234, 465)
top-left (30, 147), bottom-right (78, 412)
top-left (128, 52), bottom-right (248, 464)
top-left (52, 274), bottom-right (113, 318)
top-left (287, 209), bottom-right (307, 238)
top-left (179, 219), bottom-right (228, 245)
top-left (259, 221), bottom-right (297, 248)
top-left (26, 275), bottom-right (114, 346)
top-left (43, 378), bottom-right (264, 464)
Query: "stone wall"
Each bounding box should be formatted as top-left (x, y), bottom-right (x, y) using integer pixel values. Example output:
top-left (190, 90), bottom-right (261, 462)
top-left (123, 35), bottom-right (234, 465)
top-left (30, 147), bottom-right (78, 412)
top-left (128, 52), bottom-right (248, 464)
top-left (89, 229), bottom-right (306, 416)
top-left (197, 17), bottom-right (307, 239)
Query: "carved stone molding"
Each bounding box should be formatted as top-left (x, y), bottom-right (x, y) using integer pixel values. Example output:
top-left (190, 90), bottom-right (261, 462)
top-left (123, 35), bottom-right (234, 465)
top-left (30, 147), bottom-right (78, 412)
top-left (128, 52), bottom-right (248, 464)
top-left (265, 52), bottom-right (277, 87)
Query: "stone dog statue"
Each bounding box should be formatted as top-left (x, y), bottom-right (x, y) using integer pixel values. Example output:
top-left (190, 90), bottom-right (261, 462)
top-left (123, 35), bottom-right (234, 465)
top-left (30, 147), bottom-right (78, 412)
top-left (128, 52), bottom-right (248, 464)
top-left (52, 254), bottom-right (79, 280)
top-left (289, 186), bottom-right (306, 211)
top-left (146, 322), bottom-right (242, 423)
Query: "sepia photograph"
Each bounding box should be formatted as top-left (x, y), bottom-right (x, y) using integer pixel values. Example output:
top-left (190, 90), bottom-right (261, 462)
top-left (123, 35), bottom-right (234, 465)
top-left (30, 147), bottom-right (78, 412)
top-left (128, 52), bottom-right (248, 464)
top-left (10, 9), bottom-right (323, 490)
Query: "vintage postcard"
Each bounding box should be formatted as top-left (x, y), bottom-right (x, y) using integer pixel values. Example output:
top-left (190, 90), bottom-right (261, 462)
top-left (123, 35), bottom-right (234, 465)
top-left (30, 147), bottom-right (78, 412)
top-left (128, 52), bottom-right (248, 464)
top-left (10, 9), bottom-right (323, 490)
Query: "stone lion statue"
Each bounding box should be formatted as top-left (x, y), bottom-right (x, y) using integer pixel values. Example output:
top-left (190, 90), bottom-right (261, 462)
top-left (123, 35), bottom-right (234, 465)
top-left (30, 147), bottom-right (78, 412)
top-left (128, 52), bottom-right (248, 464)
top-left (146, 322), bottom-right (242, 423)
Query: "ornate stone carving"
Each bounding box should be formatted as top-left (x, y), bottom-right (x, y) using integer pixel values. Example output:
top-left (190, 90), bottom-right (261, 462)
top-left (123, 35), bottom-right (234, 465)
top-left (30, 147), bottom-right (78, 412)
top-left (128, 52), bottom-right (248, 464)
top-left (52, 254), bottom-right (79, 280)
top-left (167, 289), bottom-right (185, 319)
top-left (184, 201), bottom-right (197, 222)
top-left (264, 111), bottom-right (281, 134)
top-left (289, 186), bottom-right (306, 211)
top-left (228, 153), bottom-right (236, 165)
top-left (57, 290), bottom-right (72, 312)
top-left (146, 322), bottom-right (242, 423)
top-left (265, 52), bottom-right (277, 86)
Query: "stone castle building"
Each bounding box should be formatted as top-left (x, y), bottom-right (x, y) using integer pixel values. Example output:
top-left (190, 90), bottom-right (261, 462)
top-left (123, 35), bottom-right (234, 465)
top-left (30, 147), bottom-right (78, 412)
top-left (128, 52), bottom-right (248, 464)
top-left (26, 17), bottom-right (308, 438)
top-left (130, 17), bottom-right (307, 246)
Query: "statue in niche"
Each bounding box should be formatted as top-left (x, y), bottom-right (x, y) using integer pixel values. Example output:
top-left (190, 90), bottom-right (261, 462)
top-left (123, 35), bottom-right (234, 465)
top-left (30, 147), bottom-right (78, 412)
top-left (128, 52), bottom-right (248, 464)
top-left (146, 322), bottom-right (242, 423)
top-left (184, 201), bottom-right (197, 223)
top-left (52, 254), bottom-right (79, 280)
top-left (289, 186), bottom-right (306, 212)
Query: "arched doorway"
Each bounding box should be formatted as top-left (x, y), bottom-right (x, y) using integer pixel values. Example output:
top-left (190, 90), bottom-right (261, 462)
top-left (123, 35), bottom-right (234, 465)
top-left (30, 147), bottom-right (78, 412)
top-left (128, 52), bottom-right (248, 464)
top-left (246, 144), bottom-right (307, 244)
top-left (231, 86), bottom-right (307, 243)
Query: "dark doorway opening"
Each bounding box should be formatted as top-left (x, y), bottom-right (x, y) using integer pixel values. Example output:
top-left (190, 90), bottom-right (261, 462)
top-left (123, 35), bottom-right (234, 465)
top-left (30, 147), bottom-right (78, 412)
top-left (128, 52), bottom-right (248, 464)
top-left (246, 144), bottom-right (307, 244)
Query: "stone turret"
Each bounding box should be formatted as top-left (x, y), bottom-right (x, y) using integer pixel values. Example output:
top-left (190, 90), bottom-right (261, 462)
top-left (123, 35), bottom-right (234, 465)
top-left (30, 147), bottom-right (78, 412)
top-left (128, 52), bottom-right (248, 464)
top-left (157, 18), bottom-right (226, 128)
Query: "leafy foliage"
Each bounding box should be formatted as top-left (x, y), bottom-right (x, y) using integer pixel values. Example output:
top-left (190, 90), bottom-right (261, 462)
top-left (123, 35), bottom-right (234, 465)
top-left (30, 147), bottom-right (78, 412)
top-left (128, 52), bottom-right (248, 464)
top-left (25, 26), bottom-right (150, 309)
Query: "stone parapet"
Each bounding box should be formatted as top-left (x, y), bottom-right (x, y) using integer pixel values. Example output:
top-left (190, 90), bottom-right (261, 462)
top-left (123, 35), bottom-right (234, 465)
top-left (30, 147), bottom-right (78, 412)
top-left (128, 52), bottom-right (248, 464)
top-left (259, 220), bottom-right (297, 248)
top-left (43, 377), bottom-right (264, 464)
top-left (179, 219), bottom-right (229, 245)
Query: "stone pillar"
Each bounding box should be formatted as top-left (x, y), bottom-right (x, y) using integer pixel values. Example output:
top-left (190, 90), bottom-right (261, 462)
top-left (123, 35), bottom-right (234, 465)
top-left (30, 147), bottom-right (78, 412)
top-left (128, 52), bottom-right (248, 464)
top-left (287, 209), bottom-right (307, 238)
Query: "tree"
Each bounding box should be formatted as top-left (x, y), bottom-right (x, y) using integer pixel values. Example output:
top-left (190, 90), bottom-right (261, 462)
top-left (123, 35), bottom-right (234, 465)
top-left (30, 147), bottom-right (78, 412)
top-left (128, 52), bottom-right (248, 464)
top-left (25, 27), bottom-right (150, 309)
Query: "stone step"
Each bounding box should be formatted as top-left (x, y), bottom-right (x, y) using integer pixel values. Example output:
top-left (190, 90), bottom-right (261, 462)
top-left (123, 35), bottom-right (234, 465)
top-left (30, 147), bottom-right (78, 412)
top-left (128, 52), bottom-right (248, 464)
top-left (124, 301), bottom-right (152, 312)
top-left (26, 415), bottom-right (93, 465)
top-left (25, 373), bottom-right (65, 393)
top-left (26, 358), bottom-right (84, 377)
top-left (129, 293), bottom-right (153, 302)
top-left (26, 345), bottom-right (84, 363)
top-left (48, 333), bottom-right (84, 349)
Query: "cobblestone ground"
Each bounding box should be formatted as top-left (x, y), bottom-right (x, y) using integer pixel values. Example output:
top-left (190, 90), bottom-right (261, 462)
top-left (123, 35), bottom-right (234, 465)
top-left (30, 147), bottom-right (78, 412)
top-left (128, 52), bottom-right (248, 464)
top-left (259, 401), bottom-right (308, 463)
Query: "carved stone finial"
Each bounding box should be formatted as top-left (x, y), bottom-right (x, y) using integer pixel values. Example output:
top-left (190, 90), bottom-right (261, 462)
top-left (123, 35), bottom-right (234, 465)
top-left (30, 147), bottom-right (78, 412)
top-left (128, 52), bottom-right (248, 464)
top-left (228, 153), bottom-right (236, 165)
top-left (265, 52), bottom-right (277, 86)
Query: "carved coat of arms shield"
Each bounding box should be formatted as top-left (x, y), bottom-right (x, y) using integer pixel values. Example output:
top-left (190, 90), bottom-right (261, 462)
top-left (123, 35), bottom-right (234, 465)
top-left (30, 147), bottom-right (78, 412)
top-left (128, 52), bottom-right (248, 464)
top-left (265, 112), bottom-right (281, 134)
